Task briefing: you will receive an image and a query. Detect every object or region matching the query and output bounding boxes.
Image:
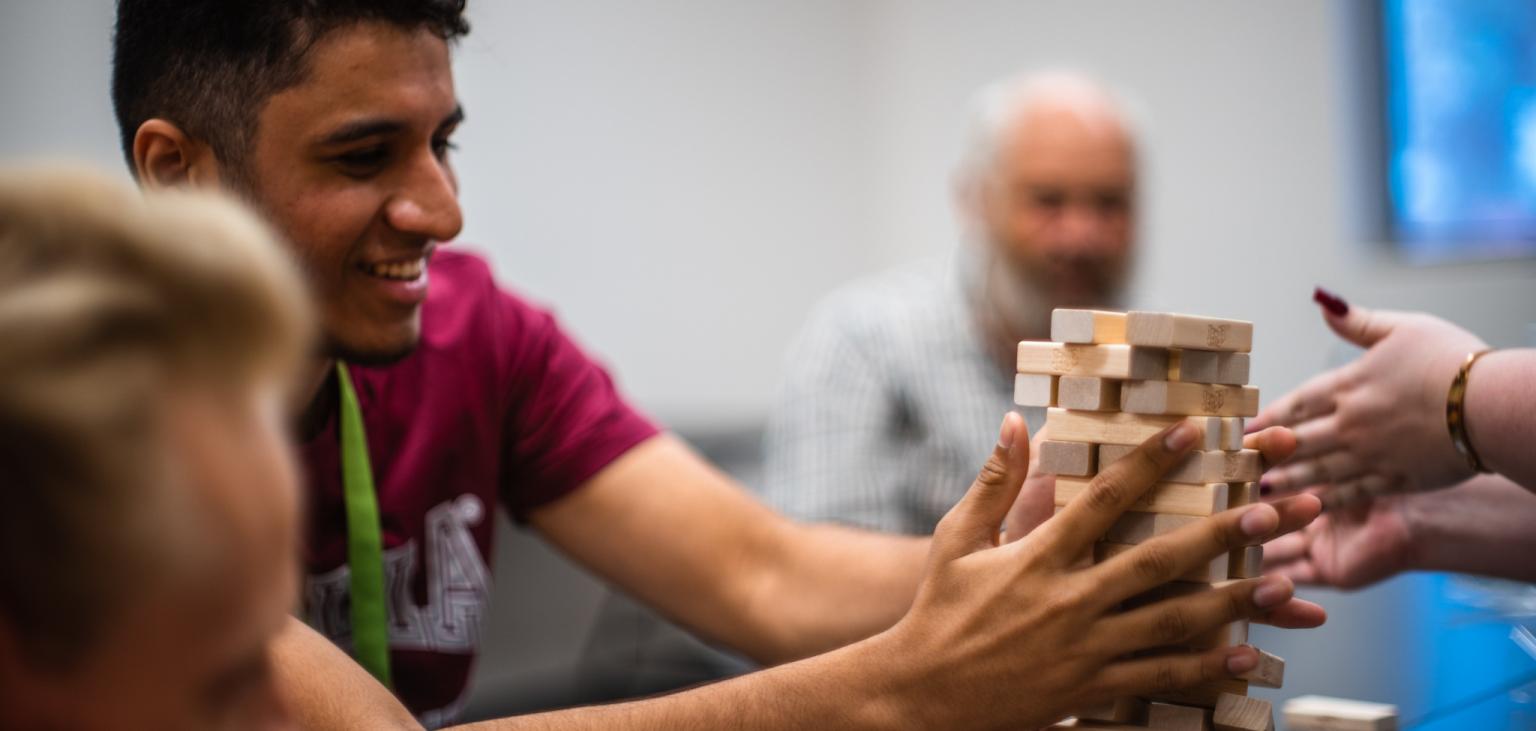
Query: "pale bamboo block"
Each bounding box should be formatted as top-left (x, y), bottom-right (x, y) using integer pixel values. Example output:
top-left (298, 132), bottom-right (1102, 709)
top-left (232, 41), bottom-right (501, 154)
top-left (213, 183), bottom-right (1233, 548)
top-left (1099, 444), bottom-right (1262, 485)
top-left (1056, 476), bottom-right (1229, 516)
top-left (1238, 649), bottom-right (1284, 689)
top-left (1039, 440), bottom-right (1096, 476)
top-left (1074, 696), bottom-right (1148, 724)
top-left (1014, 372), bottom-right (1058, 407)
top-left (1104, 510), bottom-right (1201, 544)
top-left (1171, 350), bottom-right (1251, 386)
top-left (1096, 541), bottom-right (1230, 583)
top-left (1147, 678), bottom-right (1249, 709)
top-left (1121, 380), bottom-right (1259, 417)
top-left (1147, 701), bottom-right (1212, 730)
top-left (1220, 417), bottom-right (1244, 451)
top-left (1281, 696), bottom-right (1397, 731)
top-left (1052, 308), bottom-right (1129, 344)
top-left (1214, 693), bottom-right (1274, 731)
top-left (1046, 408), bottom-right (1223, 450)
top-left (1060, 375), bottom-right (1123, 411)
top-left (1017, 342), bottom-right (1170, 380)
top-left (1127, 311), bottom-right (1253, 352)
top-left (1228, 545), bottom-right (1262, 579)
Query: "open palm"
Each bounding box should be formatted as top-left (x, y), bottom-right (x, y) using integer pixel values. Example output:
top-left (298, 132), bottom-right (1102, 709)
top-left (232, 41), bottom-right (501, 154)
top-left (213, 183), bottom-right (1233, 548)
top-left (1263, 495), bottom-right (1414, 589)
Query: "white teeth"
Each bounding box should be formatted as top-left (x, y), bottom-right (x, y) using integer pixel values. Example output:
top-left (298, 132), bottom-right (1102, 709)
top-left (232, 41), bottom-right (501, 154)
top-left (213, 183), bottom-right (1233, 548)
top-left (366, 259), bottom-right (424, 281)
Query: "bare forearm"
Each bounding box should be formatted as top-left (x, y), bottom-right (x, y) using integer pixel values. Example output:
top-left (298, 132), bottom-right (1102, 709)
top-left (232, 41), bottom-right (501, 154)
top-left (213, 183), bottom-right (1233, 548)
top-left (274, 618), bottom-right (422, 731)
top-left (1408, 474), bottom-right (1536, 582)
top-left (1465, 349), bottom-right (1536, 491)
top-left (743, 523), bottom-right (928, 663)
top-left (452, 636), bottom-right (903, 731)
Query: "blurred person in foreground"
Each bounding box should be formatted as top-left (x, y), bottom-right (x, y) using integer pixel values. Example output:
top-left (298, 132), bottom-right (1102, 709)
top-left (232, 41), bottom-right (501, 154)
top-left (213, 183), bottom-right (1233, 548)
top-left (764, 70), bottom-right (1139, 534)
top-left (0, 169), bottom-right (309, 730)
top-left (109, 2), bottom-right (1325, 728)
top-left (1253, 288), bottom-right (1536, 589)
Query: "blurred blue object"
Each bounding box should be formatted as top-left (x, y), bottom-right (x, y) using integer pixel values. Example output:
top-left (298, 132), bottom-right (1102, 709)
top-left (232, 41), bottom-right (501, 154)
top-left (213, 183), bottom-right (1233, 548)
top-left (1383, 0), bottom-right (1536, 259)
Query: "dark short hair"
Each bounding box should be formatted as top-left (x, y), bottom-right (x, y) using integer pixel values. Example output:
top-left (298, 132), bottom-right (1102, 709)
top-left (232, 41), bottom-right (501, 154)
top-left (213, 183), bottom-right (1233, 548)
top-left (112, 0), bottom-right (469, 178)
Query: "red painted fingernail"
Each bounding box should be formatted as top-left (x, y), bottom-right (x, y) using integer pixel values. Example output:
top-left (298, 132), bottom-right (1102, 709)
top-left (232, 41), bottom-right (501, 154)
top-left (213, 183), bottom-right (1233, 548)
top-left (1313, 286), bottom-right (1349, 316)
top-left (1259, 479), bottom-right (1273, 497)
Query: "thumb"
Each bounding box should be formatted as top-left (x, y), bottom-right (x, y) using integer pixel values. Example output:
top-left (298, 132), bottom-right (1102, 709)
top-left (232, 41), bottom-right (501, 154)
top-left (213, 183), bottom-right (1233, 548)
top-left (1314, 287), bottom-right (1397, 348)
top-left (934, 412), bottom-right (1031, 561)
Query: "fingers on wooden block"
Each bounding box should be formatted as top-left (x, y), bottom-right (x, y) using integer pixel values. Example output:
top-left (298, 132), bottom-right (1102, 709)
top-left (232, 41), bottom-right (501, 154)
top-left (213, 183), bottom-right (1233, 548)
top-left (1126, 581), bottom-right (1245, 648)
top-left (1228, 545), bottom-right (1262, 579)
top-left (1057, 476), bottom-right (1229, 516)
top-left (1121, 380), bottom-right (1259, 417)
top-left (1213, 693), bottom-right (1274, 731)
top-left (1096, 541), bottom-right (1229, 583)
top-left (1053, 309), bottom-right (1129, 344)
top-left (1018, 342), bottom-right (1170, 380)
top-left (1040, 440), bottom-right (1097, 476)
top-left (1148, 701), bottom-right (1213, 729)
top-left (1170, 350), bottom-right (1251, 385)
top-left (1281, 695), bottom-right (1397, 730)
top-left (1099, 445), bottom-right (1262, 485)
top-left (1060, 375), bottom-right (1124, 411)
top-left (1238, 649), bottom-right (1284, 689)
top-left (1104, 511), bottom-right (1201, 544)
top-left (1126, 311), bottom-right (1253, 353)
top-left (1015, 372), bottom-right (1059, 407)
top-left (1074, 696), bottom-right (1148, 724)
top-left (1046, 408), bottom-right (1222, 450)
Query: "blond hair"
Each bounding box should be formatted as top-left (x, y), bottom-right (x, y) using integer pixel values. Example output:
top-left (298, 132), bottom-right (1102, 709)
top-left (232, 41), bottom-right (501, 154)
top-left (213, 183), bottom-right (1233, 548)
top-left (0, 167), bottom-right (311, 669)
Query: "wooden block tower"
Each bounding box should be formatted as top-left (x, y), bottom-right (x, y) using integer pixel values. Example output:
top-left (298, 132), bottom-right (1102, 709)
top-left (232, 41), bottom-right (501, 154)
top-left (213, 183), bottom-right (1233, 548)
top-left (1024, 309), bottom-right (1282, 731)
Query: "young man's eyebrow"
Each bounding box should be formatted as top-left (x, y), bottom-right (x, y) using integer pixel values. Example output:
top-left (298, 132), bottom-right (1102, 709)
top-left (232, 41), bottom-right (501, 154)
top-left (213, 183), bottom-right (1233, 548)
top-left (316, 118), bottom-right (406, 146)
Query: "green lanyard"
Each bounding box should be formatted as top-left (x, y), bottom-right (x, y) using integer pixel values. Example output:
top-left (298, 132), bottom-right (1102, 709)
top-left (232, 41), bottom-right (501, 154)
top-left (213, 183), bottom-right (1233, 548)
top-left (337, 362), bottom-right (393, 688)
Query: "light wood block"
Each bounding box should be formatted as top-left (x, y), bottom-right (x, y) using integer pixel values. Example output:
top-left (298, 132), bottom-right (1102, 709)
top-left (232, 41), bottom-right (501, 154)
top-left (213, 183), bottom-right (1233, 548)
top-left (1057, 477), bottom-right (1229, 516)
top-left (1238, 649), bottom-right (1284, 689)
top-left (1074, 696), bottom-right (1148, 724)
top-left (1281, 696), bottom-right (1397, 731)
top-left (1213, 693), bottom-right (1273, 731)
top-left (1040, 440), bottom-right (1097, 476)
top-left (1127, 311), bottom-right (1253, 352)
top-left (1220, 417), bottom-right (1244, 451)
top-left (1228, 546), bottom-right (1262, 579)
top-left (1148, 701), bottom-right (1212, 730)
top-left (1104, 511), bottom-right (1201, 544)
top-left (1060, 375), bottom-right (1123, 411)
top-left (1147, 678), bottom-right (1248, 708)
top-left (1015, 373), bottom-right (1058, 407)
top-left (1099, 445), bottom-right (1262, 485)
top-left (1052, 309), bottom-right (1129, 344)
top-left (1171, 350), bottom-right (1251, 385)
top-left (1227, 482), bottom-right (1258, 508)
top-left (1046, 408), bottom-right (1223, 450)
top-left (1017, 342), bottom-right (1170, 380)
top-left (1096, 541), bottom-right (1230, 583)
top-left (1122, 380), bottom-right (1260, 417)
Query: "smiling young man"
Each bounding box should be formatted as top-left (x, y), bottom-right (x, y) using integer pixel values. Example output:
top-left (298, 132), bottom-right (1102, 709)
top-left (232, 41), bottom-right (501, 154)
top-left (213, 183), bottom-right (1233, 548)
top-left (111, 2), bottom-right (1327, 728)
top-left (0, 169), bottom-right (309, 730)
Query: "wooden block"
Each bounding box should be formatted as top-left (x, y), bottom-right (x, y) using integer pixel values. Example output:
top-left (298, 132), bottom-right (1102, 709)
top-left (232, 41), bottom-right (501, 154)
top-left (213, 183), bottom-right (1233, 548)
top-left (1017, 342), bottom-right (1170, 380)
top-left (1096, 541), bottom-right (1229, 583)
top-left (1237, 649), bottom-right (1284, 689)
top-left (1219, 418), bottom-right (1244, 451)
top-left (1281, 695), bottom-right (1397, 731)
top-left (1227, 482), bottom-right (1257, 508)
top-left (1228, 545), bottom-right (1262, 579)
top-left (1057, 476), bottom-right (1229, 516)
top-left (1104, 510), bottom-right (1201, 544)
top-left (1046, 408), bottom-right (1223, 450)
top-left (1059, 375), bottom-right (1124, 411)
top-left (1213, 693), bottom-right (1273, 731)
top-left (1170, 350), bottom-right (1251, 385)
top-left (1099, 445), bottom-right (1262, 485)
top-left (1040, 440), bottom-right (1097, 476)
top-left (1015, 372), bottom-right (1058, 407)
top-left (1147, 678), bottom-right (1248, 708)
top-left (1148, 701), bottom-right (1212, 730)
top-left (1121, 380), bottom-right (1259, 417)
top-left (1052, 308), bottom-right (1129, 344)
top-left (1126, 311), bottom-right (1253, 352)
top-left (1074, 696), bottom-right (1148, 724)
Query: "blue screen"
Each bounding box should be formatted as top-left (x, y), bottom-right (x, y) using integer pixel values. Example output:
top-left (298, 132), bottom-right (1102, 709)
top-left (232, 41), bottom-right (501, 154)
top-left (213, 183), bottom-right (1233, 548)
top-left (1383, 0), bottom-right (1536, 259)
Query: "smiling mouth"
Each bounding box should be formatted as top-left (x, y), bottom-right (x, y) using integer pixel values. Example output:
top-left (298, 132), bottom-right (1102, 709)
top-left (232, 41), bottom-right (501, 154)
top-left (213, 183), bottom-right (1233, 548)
top-left (360, 257), bottom-right (426, 281)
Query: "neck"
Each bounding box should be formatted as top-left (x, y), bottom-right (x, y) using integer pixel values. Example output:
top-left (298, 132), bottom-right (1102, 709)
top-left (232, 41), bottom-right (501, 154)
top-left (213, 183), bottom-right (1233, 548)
top-left (294, 356), bottom-right (337, 440)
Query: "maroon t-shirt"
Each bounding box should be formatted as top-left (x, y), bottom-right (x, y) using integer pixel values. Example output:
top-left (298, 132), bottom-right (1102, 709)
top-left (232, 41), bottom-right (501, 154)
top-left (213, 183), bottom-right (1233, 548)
top-left (299, 250), bottom-right (659, 725)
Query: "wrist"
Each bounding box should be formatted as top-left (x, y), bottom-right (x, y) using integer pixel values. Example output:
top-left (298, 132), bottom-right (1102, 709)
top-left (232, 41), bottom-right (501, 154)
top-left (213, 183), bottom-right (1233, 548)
top-left (840, 629), bottom-right (923, 731)
top-left (1444, 348), bottom-right (1496, 476)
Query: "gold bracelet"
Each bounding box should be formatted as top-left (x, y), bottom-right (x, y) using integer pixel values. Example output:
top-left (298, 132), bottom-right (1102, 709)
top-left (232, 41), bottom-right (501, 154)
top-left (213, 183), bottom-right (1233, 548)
top-left (1446, 348), bottom-right (1494, 474)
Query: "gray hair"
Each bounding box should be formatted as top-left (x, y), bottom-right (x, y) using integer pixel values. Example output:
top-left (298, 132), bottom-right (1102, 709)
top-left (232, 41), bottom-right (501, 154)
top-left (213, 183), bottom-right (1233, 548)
top-left (957, 69), bottom-right (1143, 184)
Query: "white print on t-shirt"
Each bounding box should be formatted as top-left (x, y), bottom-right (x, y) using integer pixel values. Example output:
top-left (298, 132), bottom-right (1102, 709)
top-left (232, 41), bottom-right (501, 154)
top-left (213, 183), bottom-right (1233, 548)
top-left (304, 494), bottom-right (492, 654)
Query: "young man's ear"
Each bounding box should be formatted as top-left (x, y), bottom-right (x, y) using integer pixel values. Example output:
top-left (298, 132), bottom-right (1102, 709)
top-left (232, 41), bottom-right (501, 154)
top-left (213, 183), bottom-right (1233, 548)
top-left (132, 119), bottom-right (226, 190)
